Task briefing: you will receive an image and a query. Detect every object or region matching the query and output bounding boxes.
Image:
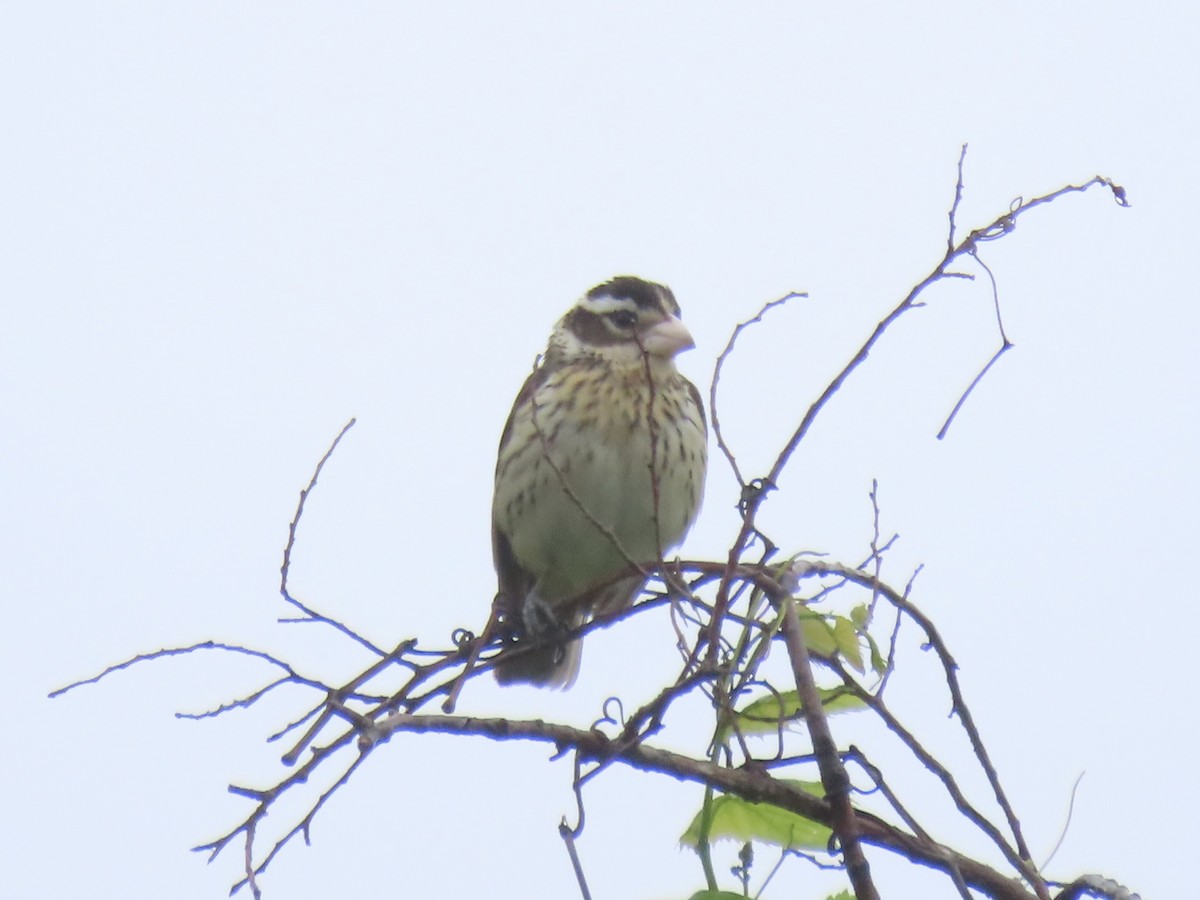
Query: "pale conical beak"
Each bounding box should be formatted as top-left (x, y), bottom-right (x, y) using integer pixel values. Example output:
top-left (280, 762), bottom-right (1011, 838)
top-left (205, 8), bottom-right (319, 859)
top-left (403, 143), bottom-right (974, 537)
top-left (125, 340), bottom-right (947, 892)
top-left (641, 315), bottom-right (695, 358)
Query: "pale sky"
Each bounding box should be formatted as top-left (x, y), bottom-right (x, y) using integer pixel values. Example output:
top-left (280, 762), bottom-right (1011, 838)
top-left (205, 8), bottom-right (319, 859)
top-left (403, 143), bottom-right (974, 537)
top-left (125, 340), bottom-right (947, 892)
top-left (5, 4), bottom-right (1196, 899)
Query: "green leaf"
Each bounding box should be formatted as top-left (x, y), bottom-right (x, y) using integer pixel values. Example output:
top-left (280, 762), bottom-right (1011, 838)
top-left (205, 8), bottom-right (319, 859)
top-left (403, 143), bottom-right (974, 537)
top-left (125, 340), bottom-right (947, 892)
top-left (729, 689), bottom-right (866, 737)
top-left (823, 891), bottom-right (853, 900)
top-left (849, 602), bottom-right (870, 629)
top-left (687, 892), bottom-right (746, 900)
top-left (865, 632), bottom-right (887, 674)
top-left (681, 789), bottom-right (831, 851)
top-left (831, 615), bottom-right (865, 673)
top-left (799, 613), bottom-right (838, 656)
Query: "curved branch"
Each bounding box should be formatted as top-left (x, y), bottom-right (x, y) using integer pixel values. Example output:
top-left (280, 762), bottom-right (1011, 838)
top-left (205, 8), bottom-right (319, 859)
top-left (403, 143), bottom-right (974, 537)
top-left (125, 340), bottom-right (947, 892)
top-left (374, 712), bottom-right (1041, 900)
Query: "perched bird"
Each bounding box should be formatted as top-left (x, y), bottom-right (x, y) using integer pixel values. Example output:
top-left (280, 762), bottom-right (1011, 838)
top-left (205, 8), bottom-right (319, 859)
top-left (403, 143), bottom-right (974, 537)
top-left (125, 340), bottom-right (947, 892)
top-left (491, 276), bottom-right (708, 687)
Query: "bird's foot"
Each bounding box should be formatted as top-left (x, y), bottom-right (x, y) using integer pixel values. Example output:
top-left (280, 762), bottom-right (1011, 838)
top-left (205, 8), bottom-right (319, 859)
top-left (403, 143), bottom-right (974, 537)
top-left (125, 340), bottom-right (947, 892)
top-left (521, 592), bottom-right (565, 642)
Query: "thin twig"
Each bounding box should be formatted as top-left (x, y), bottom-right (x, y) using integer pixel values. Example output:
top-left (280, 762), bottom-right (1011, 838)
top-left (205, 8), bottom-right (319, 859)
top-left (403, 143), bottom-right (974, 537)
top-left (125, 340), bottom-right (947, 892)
top-left (49, 641), bottom-right (299, 698)
top-left (559, 822), bottom-right (593, 900)
top-left (937, 250), bottom-right (1013, 439)
top-left (709, 292), bottom-right (807, 488)
top-left (560, 752), bottom-right (593, 900)
top-left (947, 143), bottom-right (969, 253)
top-left (1041, 772), bottom-right (1086, 870)
top-left (277, 418), bottom-right (388, 657)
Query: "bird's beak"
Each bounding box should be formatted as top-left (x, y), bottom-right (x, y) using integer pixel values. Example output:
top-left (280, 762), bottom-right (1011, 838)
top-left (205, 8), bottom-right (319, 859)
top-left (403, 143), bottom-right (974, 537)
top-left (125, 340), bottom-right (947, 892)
top-left (641, 315), bottom-right (695, 358)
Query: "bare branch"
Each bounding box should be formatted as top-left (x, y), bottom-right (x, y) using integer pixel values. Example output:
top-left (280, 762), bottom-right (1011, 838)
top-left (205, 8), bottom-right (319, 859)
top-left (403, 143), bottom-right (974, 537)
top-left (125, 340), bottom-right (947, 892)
top-left (778, 594), bottom-right (878, 900)
top-left (947, 143), bottom-right (970, 253)
top-left (937, 250), bottom-right (1012, 438)
top-left (276, 418), bottom-right (389, 658)
top-left (376, 712), bottom-right (1044, 900)
top-left (709, 292), bottom-right (807, 489)
top-left (49, 640), bottom-right (300, 699)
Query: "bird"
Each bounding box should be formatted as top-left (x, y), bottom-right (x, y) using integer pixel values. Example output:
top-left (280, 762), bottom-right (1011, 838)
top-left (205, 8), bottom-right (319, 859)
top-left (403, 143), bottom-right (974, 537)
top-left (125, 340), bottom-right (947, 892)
top-left (491, 276), bottom-right (708, 687)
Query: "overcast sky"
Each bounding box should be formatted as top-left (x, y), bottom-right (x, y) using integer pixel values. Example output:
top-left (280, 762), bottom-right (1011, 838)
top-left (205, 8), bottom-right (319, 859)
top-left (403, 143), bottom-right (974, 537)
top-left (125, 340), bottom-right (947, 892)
top-left (5, 4), bottom-right (1196, 899)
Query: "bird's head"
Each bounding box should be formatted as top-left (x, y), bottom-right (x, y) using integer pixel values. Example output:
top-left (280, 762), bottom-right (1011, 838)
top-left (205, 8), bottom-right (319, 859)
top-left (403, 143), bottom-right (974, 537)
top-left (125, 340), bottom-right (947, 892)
top-left (548, 276), bottom-right (695, 367)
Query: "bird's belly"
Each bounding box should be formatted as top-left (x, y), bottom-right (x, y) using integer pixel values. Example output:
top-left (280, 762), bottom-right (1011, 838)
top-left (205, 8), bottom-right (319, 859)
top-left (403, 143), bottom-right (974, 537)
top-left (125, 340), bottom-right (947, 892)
top-left (495, 417), bottom-right (701, 603)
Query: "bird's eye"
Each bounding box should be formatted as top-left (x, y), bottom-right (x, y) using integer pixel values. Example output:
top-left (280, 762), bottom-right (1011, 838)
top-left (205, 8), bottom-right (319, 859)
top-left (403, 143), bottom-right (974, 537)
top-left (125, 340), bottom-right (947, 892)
top-left (609, 310), bottom-right (638, 330)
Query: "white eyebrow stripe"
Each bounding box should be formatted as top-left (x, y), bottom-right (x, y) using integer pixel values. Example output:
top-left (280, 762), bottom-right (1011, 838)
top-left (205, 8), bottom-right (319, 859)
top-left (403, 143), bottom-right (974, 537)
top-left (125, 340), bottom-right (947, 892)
top-left (578, 294), bottom-right (641, 315)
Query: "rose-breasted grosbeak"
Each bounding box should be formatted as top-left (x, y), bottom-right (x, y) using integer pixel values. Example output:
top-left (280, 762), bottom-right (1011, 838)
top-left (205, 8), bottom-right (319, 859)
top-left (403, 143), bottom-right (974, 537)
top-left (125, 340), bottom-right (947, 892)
top-left (491, 276), bottom-right (707, 687)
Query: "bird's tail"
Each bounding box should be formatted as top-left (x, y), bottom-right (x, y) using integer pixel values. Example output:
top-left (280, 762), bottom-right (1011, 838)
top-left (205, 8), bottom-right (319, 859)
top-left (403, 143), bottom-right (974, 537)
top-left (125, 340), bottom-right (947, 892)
top-left (493, 607), bottom-right (585, 689)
